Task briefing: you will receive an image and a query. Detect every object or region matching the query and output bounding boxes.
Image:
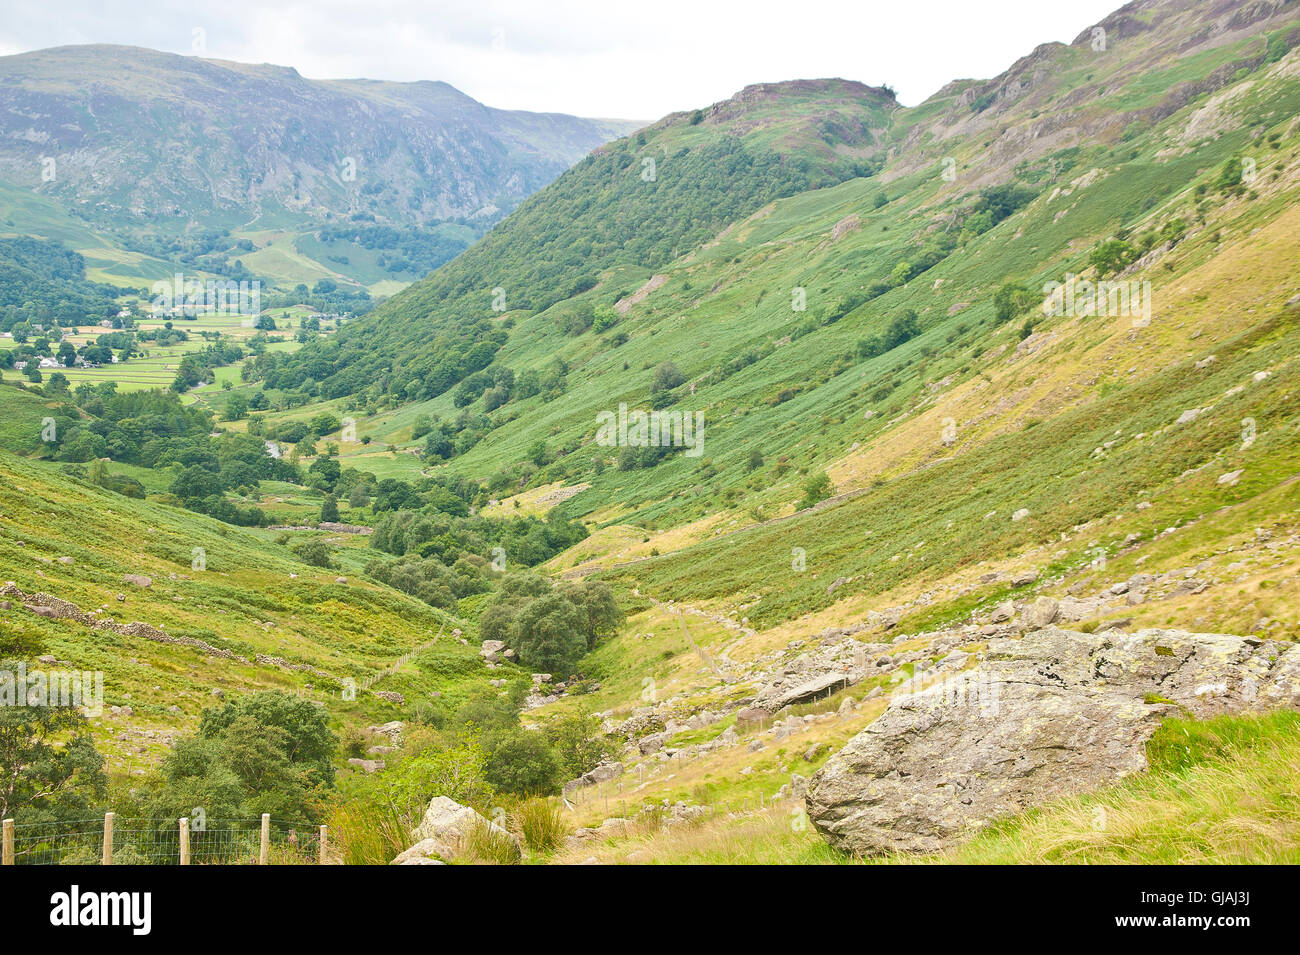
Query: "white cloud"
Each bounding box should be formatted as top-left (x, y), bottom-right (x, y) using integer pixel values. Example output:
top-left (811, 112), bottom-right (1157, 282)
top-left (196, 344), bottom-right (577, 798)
top-left (0, 0), bottom-right (1123, 118)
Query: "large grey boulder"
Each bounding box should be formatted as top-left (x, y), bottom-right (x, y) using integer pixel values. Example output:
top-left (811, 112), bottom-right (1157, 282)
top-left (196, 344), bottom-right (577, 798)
top-left (806, 627), bottom-right (1300, 856)
top-left (394, 796), bottom-right (520, 863)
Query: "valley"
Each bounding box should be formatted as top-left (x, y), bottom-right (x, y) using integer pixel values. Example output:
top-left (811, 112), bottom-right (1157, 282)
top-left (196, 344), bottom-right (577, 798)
top-left (0, 0), bottom-right (1298, 869)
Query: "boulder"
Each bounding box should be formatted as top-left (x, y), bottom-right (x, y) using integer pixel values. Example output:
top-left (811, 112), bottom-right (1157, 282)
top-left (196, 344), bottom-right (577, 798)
top-left (123, 574), bottom-right (153, 588)
top-left (1020, 596), bottom-right (1059, 630)
top-left (401, 796), bottom-right (520, 863)
top-left (761, 671), bottom-right (852, 711)
top-left (368, 720), bottom-right (405, 743)
top-left (562, 761), bottom-right (625, 795)
top-left (391, 843), bottom-right (447, 865)
top-left (807, 627), bottom-right (1300, 856)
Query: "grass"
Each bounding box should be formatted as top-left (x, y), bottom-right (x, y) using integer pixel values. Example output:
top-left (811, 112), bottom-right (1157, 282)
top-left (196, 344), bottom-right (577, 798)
top-left (549, 712), bottom-right (1300, 864)
top-left (0, 449), bottom-right (507, 782)
top-left (515, 797), bottom-right (566, 853)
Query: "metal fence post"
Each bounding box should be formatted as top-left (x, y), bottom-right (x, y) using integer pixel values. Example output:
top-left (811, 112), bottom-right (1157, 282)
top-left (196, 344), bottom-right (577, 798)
top-left (259, 813), bottom-right (270, 865)
top-left (179, 818), bottom-right (190, 865)
top-left (101, 812), bottom-right (114, 866)
top-left (318, 825), bottom-right (328, 865)
top-left (2, 819), bottom-right (12, 865)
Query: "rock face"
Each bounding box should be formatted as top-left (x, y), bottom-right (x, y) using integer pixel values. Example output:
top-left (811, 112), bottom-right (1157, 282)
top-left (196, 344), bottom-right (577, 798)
top-left (806, 627), bottom-right (1300, 856)
top-left (394, 796), bottom-right (521, 864)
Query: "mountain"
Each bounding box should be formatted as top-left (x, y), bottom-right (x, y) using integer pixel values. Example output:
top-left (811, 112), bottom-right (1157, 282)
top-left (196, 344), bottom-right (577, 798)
top-left (263, 77), bottom-right (897, 397)
top-left (2, 0), bottom-right (1300, 866)
top-left (0, 44), bottom-right (638, 290)
top-left (0, 44), bottom-right (635, 225)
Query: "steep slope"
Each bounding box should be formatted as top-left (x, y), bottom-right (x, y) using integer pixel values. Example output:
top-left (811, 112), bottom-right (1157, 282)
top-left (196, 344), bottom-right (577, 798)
top-left (0, 443), bottom-right (506, 782)
top-left (4, 0), bottom-right (1300, 864)
top-left (261, 78), bottom-right (897, 398)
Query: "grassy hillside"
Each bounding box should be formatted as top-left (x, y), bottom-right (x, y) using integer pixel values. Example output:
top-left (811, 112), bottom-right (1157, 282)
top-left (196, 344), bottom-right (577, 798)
top-left (0, 449), bottom-right (508, 784)
top-left (1, 0), bottom-right (1298, 865)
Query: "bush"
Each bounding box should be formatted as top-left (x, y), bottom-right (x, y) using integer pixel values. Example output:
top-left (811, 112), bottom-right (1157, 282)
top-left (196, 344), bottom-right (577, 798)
top-left (650, 361), bottom-right (686, 394)
top-left (483, 729), bottom-right (561, 796)
top-left (799, 471), bottom-right (833, 510)
top-left (291, 539), bottom-right (336, 569)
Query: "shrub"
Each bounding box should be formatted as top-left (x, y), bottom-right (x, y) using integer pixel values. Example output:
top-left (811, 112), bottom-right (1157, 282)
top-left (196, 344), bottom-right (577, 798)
top-left (799, 471), bottom-right (833, 510)
top-left (291, 539), bottom-right (336, 568)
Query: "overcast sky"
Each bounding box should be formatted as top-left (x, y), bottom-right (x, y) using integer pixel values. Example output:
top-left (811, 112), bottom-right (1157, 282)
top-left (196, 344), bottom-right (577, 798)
top-left (0, 0), bottom-right (1123, 119)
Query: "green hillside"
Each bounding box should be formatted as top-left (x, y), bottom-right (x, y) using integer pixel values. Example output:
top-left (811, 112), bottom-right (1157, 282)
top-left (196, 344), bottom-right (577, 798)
top-left (1, 0), bottom-right (1299, 867)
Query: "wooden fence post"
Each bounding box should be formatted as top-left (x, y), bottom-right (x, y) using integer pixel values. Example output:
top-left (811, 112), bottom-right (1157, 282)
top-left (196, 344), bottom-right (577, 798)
top-left (259, 813), bottom-right (270, 865)
top-left (2, 818), bottom-right (13, 865)
top-left (318, 825), bottom-right (328, 866)
top-left (179, 818), bottom-right (190, 865)
top-left (101, 812), bottom-right (114, 866)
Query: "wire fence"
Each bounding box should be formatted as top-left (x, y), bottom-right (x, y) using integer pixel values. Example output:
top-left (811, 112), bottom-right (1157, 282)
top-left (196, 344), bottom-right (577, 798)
top-left (2, 814), bottom-right (326, 865)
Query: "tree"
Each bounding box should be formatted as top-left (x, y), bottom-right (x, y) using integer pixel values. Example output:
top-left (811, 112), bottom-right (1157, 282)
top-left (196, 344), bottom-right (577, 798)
top-left (882, 309), bottom-right (920, 350)
top-left (558, 580), bottom-right (623, 649)
top-left (148, 695), bottom-right (336, 823)
top-left (800, 471), bottom-right (833, 510)
top-left (320, 493), bottom-right (339, 523)
top-left (0, 672), bottom-right (108, 820)
top-left (291, 539), bottom-right (336, 569)
top-left (545, 710), bottom-right (614, 780)
top-left (482, 729), bottom-right (560, 795)
top-left (169, 465), bottom-right (222, 501)
top-left (309, 412), bottom-right (341, 437)
top-left (1089, 239), bottom-right (1138, 278)
top-left (223, 393), bottom-right (248, 421)
top-left (512, 593), bottom-right (588, 675)
top-left (307, 456), bottom-right (341, 492)
top-left (993, 282), bottom-right (1035, 324)
top-left (746, 448), bottom-right (764, 471)
top-left (650, 361), bottom-right (686, 394)
top-left (198, 691), bottom-right (337, 787)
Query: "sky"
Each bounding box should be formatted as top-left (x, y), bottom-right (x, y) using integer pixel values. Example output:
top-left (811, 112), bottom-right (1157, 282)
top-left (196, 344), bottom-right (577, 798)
top-left (0, 0), bottom-right (1124, 119)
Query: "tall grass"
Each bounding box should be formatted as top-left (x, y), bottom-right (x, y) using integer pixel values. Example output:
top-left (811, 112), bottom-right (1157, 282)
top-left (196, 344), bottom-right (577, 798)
top-left (461, 817), bottom-right (521, 864)
top-left (327, 802), bottom-right (414, 866)
top-left (514, 797), bottom-right (566, 853)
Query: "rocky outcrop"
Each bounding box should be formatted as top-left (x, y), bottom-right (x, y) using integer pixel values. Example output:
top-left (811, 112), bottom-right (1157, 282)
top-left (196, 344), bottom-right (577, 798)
top-left (807, 627), bottom-right (1300, 856)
